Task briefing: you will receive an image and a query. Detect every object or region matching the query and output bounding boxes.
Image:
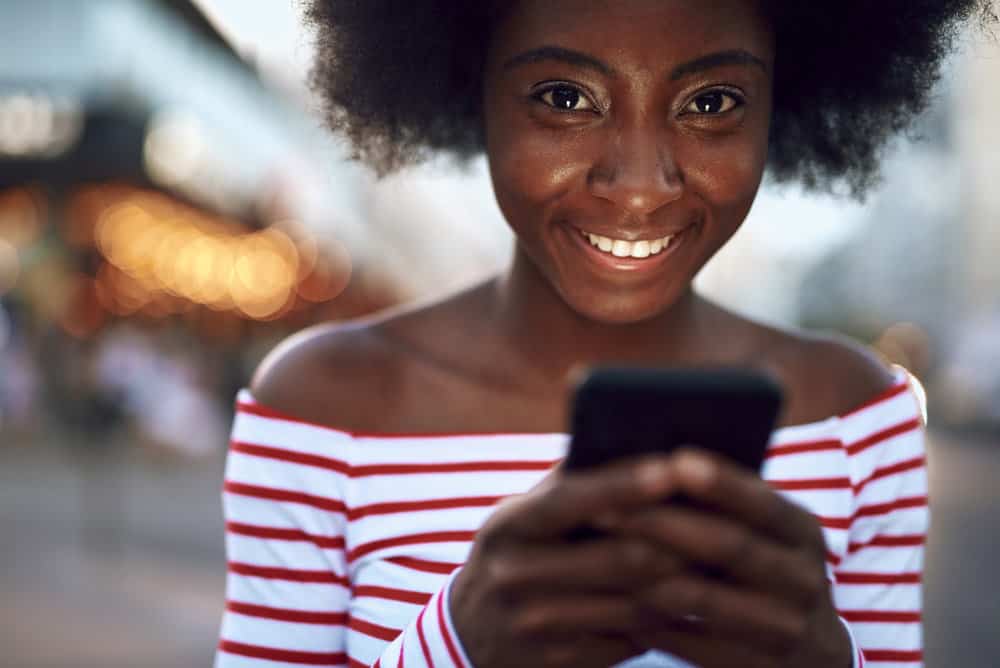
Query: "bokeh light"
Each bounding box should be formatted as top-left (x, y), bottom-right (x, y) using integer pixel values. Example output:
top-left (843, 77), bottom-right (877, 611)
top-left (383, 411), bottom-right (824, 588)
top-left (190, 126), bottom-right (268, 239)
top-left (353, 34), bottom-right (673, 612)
top-left (0, 93), bottom-right (83, 158)
top-left (143, 112), bottom-right (207, 190)
top-left (70, 185), bottom-right (349, 321)
top-left (0, 187), bottom-right (45, 248)
top-left (296, 237), bottom-right (352, 303)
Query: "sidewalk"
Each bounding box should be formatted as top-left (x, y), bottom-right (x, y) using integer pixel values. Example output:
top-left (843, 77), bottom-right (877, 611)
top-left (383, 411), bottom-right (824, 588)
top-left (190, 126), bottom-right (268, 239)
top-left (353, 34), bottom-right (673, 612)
top-left (1, 438), bottom-right (226, 668)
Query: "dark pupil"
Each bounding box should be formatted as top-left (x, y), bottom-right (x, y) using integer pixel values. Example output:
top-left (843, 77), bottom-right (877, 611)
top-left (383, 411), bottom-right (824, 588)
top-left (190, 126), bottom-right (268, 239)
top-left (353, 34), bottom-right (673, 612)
top-left (551, 87), bottom-right (580, 110)
top-left (696, 93), bottom-right (724, 113)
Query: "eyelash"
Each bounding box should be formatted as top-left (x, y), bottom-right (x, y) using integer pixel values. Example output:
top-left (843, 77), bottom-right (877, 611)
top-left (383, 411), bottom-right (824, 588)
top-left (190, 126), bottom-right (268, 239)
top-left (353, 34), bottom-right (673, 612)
top-left (530, 83), bottom-right (746, 116)
top-left (531, 82), bottom-right (599, 113)
top-left (682, 88), bottom-right (746, 116)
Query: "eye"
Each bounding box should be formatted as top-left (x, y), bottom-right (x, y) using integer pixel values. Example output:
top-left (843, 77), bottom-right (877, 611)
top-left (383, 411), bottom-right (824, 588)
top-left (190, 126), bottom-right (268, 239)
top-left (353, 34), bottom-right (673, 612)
top-left (533, 84), bottom-right (596, 112)
top-left (685, 91), bottom-right (742, 115)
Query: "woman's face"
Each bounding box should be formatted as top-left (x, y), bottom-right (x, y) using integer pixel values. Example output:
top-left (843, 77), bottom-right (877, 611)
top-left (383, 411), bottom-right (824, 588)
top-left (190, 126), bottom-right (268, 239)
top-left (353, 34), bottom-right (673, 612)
top-left (483, 0), bottom-right (775, 323)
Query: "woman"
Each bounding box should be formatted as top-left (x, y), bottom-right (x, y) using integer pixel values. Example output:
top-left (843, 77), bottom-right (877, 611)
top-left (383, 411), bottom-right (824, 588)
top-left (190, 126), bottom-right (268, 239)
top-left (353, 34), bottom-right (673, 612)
top-left (216, 2), bottom-right (992, 666)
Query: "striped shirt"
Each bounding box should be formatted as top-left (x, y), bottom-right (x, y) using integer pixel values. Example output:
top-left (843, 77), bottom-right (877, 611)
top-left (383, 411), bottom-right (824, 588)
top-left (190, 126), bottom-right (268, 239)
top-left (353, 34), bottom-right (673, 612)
top-left (216, 369), bottom-right (927, 668)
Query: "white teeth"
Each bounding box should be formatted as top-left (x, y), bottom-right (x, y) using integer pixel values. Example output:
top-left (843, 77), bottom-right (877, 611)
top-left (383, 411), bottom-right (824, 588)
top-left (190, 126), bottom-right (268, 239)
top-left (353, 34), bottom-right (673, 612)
top-left (631, 240), bottom-right (651, 258)
top-left (580, 229), bottom-right (676, 259)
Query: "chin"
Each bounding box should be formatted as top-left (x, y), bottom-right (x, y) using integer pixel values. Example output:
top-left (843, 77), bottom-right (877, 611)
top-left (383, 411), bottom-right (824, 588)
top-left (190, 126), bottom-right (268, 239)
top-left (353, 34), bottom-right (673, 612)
top-left (560, 288), bottom-right (682, 326)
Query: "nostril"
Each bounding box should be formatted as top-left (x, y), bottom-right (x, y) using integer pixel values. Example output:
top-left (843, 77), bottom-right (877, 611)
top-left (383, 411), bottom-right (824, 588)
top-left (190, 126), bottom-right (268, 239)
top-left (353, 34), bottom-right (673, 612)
top-left (587, 149), bottom-right (683, 215)
top-left (591, 175), bottom-right (684, 216)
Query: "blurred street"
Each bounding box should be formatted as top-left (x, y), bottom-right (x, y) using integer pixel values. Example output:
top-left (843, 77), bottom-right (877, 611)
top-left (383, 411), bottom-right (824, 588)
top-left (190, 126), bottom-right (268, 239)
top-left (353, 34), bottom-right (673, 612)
top-left (923, 430), bottom-right (1000, 667)
top-left (1, 436), bottom-right (226, 668)
top-left (2, 428), bottom-right (998, 668)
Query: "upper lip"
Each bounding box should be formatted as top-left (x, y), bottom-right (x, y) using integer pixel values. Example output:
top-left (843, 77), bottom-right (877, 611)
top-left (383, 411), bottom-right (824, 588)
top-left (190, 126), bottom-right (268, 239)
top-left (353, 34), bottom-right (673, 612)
top-left (573, 224), bottom-right (691, 241)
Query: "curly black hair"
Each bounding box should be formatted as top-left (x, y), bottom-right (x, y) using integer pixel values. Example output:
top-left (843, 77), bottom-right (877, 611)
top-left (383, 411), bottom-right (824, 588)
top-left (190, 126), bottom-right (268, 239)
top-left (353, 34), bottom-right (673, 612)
top-left (306, 1), bottom-right (995, 197)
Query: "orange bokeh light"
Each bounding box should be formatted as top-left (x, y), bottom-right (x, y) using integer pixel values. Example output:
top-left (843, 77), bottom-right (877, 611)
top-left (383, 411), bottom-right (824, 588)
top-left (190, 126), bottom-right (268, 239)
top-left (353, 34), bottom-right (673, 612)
top-left (74, 185), bottom-right (338, 322)
top-left (0, 187), bottom-right (45, 248)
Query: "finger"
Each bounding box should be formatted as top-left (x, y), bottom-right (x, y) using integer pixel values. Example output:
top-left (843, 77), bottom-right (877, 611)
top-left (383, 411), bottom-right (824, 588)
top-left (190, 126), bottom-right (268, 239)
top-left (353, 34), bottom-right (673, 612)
top-left (638, 571), bottom-right (810, 656)
top-left (495, 454), bottom-right (676, 540)
top-left (489, 537), bottom-right (686, 594)
top-left (667, 448), bottom-right (822, 548)
top-left (621, 504), bottom-right (829, 607)
top-left (635, 626), bottom-right (775, 668)
top-left (512, 595), bottom-right (642, 637)
top-left (536, 633), bottom-right (641, 668)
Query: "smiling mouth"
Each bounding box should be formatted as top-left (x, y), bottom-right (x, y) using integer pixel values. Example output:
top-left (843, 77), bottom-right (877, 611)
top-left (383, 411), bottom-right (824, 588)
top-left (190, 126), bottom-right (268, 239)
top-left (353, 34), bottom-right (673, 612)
top-left (576, 228), bottom-right (680, 259)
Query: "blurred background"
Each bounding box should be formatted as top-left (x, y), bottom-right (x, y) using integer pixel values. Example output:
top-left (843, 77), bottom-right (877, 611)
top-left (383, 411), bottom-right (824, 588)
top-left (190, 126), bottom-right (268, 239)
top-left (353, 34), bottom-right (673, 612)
top-left (0, 1), bottom-right (997, 666)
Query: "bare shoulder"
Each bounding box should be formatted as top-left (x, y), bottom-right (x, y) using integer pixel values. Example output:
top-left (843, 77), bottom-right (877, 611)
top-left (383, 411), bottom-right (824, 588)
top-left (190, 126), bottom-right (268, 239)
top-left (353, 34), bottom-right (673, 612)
top-left (760, 328), bottom-right (897, 426)
top-left (249, 319), bottom-right (408, 431)
top-left (247, 280), bottom-right (496, 432)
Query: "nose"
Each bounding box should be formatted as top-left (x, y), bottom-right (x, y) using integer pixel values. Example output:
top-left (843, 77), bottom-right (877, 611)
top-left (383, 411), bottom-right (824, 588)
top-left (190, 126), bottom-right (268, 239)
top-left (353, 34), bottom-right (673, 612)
top-left (588, 126), bottom-right (683, 217)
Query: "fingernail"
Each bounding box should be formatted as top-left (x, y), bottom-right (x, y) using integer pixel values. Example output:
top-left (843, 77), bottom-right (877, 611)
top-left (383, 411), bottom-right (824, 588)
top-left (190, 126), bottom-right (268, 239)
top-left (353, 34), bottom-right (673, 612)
top-left (679, 454), bottom-right (713, 484)
top-left (638, 461), bottom-right (670, 493)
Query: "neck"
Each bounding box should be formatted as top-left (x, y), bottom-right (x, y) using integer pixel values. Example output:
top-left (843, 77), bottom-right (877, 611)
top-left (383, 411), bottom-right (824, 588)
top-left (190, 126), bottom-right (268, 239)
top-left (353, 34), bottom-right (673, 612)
top-left (488, 247), bottom-right (717, 387)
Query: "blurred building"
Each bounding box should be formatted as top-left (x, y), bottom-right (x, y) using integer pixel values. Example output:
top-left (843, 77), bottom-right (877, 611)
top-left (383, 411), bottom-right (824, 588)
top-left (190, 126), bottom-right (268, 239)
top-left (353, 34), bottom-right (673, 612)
top-left (0, 0), bottom-right (370, 319)
top-left (0, 0), bottom-right (376, 445)
top-left (796, 39), bottom-right (1000, 430)
top-left (957, 33), bottom-right (1000, 316)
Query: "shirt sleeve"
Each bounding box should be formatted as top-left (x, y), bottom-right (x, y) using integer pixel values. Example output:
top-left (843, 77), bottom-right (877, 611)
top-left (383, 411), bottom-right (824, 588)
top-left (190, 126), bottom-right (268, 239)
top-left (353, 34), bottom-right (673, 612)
top-left (215, 393), bottom-right (472, 668)
top-left (832, 377), bottom-right (928, 668)
top-left (371, 568), bottom-right (474, 668)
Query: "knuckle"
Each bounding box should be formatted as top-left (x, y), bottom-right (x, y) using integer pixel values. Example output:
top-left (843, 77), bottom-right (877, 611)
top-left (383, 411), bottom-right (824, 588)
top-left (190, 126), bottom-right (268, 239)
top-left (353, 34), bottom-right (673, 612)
top-left (484, 555), bottom-right (523, 594)
top-left (511, 608), bottom-right (551, 638)
top-left (478, 502), bottom-right (521, 546)
top-left (537, 478), bottom-right (564, 505)
top-left (527, 489), bottom-right (559, 523)
top-left (476, 520), bottom-right (505, 550)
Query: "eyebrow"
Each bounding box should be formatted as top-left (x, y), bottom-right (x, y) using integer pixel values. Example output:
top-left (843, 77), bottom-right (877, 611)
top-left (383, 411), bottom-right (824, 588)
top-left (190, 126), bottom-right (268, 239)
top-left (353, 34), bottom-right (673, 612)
top-left (502, 46), bottom-right (613, 76)
top-left (669, 49), bottom-right (767, 80)
top-left (502, 46), bottom-right (766, 81)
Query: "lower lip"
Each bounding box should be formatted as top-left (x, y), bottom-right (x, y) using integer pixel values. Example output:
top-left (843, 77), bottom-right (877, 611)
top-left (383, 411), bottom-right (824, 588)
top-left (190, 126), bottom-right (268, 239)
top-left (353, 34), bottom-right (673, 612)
top-left (568, 226), bottom-right (689, 274)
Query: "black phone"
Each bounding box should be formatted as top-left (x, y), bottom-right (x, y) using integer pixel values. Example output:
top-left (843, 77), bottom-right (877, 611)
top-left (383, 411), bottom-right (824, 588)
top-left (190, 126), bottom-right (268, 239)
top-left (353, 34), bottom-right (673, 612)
top-left (565, 367), bottom-right (784, 473)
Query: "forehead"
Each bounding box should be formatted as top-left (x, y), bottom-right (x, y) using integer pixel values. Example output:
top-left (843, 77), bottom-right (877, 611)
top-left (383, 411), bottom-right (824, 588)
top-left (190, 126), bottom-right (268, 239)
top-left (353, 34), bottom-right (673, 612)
top-left (490, 0), bottom-right (774, 70)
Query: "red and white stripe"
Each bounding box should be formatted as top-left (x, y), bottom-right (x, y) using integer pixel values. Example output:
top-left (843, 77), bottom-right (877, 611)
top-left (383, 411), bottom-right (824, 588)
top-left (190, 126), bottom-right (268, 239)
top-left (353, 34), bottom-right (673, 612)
top-left (216, 370), bottom-right (926, 668)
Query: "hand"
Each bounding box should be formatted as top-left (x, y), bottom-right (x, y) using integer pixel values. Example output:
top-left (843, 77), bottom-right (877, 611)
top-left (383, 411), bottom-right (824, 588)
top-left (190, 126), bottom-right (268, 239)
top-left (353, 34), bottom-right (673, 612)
top-left (611, 448), bottom-right (853, 668)
top-left (449, 455), bottom-right (687, 668)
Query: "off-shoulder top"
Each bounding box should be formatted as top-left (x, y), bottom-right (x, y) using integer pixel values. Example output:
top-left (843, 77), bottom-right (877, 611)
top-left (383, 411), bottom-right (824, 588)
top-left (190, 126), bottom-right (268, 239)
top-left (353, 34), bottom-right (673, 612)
top-left (215, 368), bottom-right (926, 668)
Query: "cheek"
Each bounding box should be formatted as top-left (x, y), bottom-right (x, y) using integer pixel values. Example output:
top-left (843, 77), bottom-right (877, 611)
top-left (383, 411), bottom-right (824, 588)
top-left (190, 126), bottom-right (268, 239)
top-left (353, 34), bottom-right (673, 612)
top-left (681, 132), bottom-right (768, 224)
top-left (486, 117), bottom-right (591, 227)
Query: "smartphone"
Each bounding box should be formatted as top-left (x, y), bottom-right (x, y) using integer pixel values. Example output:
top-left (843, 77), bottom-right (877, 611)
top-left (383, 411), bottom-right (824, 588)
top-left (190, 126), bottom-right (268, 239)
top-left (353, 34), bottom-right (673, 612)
top-left (564, 366), bottom-right (784, 473)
